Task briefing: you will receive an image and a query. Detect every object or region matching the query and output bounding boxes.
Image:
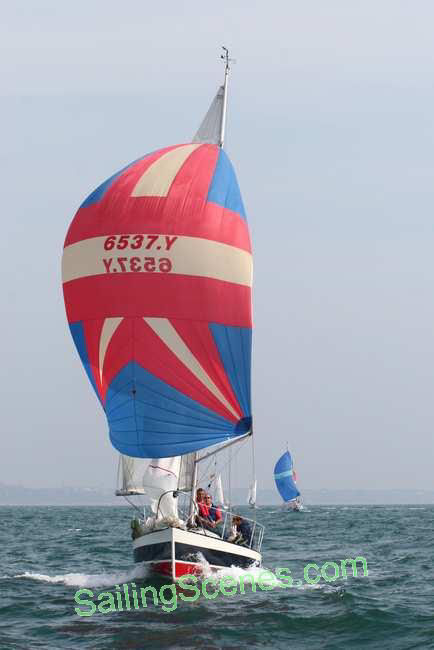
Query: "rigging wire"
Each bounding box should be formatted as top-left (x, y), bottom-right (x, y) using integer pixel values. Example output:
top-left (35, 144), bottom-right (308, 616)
top-left (197, 436), bottom-right (251, 484)
top-left (195, 435), bottom-right (252, 510)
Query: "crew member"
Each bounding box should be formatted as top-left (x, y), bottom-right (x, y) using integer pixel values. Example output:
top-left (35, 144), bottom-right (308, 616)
top-left (205, 494), bottom-right (222, 527)
top-left (228, 515), bottom-right (252, 546)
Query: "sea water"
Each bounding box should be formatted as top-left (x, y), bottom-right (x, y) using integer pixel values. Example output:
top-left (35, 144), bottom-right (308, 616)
top-left (1, 505), bottom-right (433, 648)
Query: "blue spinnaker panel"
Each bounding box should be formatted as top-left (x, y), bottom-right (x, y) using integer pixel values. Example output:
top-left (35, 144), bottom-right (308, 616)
top-left (106, 362), bottom-right (242, 457)
top-left (274, 451), bottom-right (300, 502)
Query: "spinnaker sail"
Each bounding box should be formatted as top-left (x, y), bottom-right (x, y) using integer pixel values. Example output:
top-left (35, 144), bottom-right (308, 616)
top-left (274, 451), bottom-right (300, 503)
top-left (62, 141), bottom-right (253, 459)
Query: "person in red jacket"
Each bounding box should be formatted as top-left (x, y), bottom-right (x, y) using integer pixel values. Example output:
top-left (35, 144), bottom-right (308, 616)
top-left (196, 487), bottom-right (209, 518)
top-left (204, 494), bottom-right (222, 527)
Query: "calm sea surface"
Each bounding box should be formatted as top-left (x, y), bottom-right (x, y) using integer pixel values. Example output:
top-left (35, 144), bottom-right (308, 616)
top-left (1, 505), bottom-right (433, 649)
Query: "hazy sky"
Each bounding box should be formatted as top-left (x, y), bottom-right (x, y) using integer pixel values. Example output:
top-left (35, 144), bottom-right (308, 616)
top-left (2, 1), bottom-right (434, 491)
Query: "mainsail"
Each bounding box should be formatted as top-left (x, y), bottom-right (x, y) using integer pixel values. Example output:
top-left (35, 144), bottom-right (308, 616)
top-left (274, 451), bottom-right (300, 503)
top-left (193, 86), bottom-right (224, 145)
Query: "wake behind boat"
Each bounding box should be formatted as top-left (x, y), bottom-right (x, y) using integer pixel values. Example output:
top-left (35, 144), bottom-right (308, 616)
top-left (61, 48), bottom-right (263, 580)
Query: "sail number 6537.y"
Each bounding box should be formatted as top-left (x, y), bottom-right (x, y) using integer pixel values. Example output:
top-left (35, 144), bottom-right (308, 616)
top-left (103, 234), bottom-right (178, 251)
top-left (102, 257), bottom-right (172, 274)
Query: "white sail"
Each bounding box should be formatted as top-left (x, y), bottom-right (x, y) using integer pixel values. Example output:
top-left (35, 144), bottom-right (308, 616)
top-left (248, 479), bottom-right (257, 507)
top-left (215, 473), bottom-right (225, 506)
top-left (143, 457), bottom-right (181, 520)
top-left (178, 452), bottom-right (196, 492)
top-left (117, 454), bottom-right (148, 495)
top-left (192, 86), bottom-right (224, 145)
top-left (118, 452), bottom-right (195, 520)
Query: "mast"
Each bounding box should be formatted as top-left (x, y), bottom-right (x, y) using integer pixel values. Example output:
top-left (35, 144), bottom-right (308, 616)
top-left (188, 47), bottom-right (236, 518)
top-left (219, 46), bottom-right (234, 149)
top-left (189, 452), bottom-right (199, 520)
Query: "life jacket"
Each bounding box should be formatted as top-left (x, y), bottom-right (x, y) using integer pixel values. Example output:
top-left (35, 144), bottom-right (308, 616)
top-left (197, 502), bottom-right (210, 518)
top-left (208, 505), bottom-right (222, 522)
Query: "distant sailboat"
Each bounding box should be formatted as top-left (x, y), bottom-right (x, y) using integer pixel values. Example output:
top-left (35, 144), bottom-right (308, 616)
top-left (248, 479), bottom-right (257, 508)
top-left (274, 450), bottom-right (303, 511)
top-left (215, 473), bottom-right (227, 508)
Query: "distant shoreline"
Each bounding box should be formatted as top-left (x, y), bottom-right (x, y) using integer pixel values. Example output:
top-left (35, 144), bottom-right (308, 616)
top-left (1, 484), bottom-right (433, 506)
top-left (1, 502), bottom-right (433, 507)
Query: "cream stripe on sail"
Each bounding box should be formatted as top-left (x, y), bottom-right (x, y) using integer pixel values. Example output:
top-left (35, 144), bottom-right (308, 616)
top-left (62, 235), bottom-right (252, 287)
top-left (131, 144), bottom-right (201, 198)
top-left (144, 317), bottom-right (240, 419)
top-left (99, 317), bottom-right (123, 382)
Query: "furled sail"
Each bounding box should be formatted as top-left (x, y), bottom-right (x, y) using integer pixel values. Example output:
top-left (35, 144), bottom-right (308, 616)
top-left (274, 451), bottom-right (300, 503)
top-left (193, 86), bottom-right (224, 145)
top-left (62, 140), bottom-right (253, 459)
top-left (247, 479), bottom-right (257, 507)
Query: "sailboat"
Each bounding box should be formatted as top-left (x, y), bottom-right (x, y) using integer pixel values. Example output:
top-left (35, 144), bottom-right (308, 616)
top-left (61, 48), bottom-right (263, 580)
top-left (274, 450), bottom-right (303, 511)
top-left (248, 479), bottom-right (257, 508)
top-left (214, 473), bottom-right (227, 509)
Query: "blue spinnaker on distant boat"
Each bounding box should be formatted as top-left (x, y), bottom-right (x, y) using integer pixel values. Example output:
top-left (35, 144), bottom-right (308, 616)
top-left (274, 451), bottom-right (300, 502)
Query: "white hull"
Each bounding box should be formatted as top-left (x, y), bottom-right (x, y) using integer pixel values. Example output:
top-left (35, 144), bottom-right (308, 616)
top-left (133, 526), bottom-right (261, 581)
top-left (284, 501), bottom-right (303, 512)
